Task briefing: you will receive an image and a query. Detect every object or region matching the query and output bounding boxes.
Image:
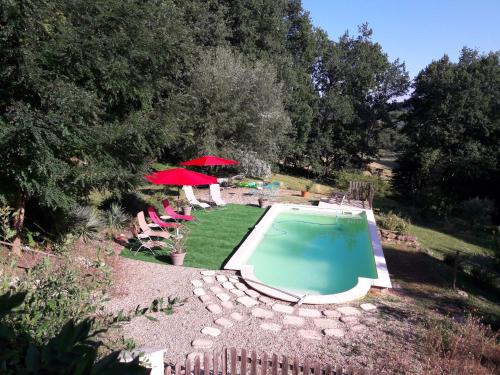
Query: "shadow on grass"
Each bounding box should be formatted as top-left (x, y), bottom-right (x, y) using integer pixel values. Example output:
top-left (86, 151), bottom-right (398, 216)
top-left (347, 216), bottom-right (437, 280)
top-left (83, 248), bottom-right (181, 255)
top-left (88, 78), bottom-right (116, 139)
top-left (384, 245), bottom-right (500, 327)
top-left (120, 240), bottom-right (172, 265)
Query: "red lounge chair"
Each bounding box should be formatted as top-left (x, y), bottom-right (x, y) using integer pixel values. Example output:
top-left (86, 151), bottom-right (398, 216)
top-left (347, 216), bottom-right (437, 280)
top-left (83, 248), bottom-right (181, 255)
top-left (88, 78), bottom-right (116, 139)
top-left (161, 199), bottom-right (194, 221)
top-left (147, 207), bottom-right (181, 229)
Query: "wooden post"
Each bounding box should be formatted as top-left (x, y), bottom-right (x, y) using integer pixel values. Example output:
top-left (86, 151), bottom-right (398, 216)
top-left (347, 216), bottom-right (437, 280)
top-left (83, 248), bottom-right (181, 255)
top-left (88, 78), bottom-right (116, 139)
top-left (453, 250), bottom-right (460, 290)
top-left (11, 194), bottom-right (26, 255)
top-left (303, 359), bottom-right (309, 375)
top-left (185, 359), bottom-right (192, 375)
top-left (335, 365), bottom-right (342, 375)
top-left (175, 363), bottom-right (182, 375)
top-left (292, 359), bottom-right (299, 375)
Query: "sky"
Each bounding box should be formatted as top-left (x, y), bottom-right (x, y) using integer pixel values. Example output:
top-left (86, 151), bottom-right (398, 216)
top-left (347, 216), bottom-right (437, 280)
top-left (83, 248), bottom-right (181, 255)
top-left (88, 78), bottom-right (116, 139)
top-left (302, 0), bottom-right (500, 78)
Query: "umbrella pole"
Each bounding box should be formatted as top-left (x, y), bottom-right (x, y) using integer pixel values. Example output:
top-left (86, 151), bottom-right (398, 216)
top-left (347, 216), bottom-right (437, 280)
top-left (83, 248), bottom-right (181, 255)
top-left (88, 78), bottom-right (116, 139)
top-left (177, 186), bottom-right (180, 212)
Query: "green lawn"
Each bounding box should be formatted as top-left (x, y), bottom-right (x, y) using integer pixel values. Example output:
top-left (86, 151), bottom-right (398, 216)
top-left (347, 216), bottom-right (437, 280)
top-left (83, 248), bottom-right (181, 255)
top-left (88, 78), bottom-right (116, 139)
top-left (121, 204), bottom-right (265, 269)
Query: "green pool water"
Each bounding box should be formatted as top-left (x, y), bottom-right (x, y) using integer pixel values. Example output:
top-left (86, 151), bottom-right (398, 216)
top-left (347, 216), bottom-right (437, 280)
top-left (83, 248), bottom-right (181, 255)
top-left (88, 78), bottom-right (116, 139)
top-left (247, 210), bottom-right (378, 295)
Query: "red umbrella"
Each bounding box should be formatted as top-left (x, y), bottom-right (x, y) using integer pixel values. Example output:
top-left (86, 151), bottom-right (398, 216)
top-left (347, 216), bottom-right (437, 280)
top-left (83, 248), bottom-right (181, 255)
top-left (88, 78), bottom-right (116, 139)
top-left (145, 168), bottom-right (217, 207)
top-left (179, 155), bottom-right (239, 166)
top-left (145, 168), bottom-right (217, 185)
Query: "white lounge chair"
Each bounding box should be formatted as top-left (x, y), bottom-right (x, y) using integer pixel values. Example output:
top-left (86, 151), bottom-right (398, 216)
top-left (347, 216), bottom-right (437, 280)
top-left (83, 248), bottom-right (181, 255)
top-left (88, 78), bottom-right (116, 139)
top-left (135, 232), bottom-right (164, 256)
top-left (182, 185), bottom-right (210, 209)
top-left (136, 211), bottom-right (170, 238)
top-left (209, 184), bottom-right (226, 206)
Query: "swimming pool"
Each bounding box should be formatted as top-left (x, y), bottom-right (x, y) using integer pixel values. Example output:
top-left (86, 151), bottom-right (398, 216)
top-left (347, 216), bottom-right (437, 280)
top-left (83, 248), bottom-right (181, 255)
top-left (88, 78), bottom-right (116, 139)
top-left (224, 204), bottom-right (391, 304)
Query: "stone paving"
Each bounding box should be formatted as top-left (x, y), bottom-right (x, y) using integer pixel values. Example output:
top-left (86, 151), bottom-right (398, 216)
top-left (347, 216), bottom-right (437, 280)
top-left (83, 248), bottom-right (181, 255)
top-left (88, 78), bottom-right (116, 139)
top-left (191, 270), bottom-right (379, 350)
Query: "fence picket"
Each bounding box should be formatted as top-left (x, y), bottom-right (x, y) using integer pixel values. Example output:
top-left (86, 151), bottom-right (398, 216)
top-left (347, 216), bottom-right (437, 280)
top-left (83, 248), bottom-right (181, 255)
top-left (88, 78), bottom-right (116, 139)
top-left (175, 363), bottom-right (182, 375)
top-left (303, 359), bottom-right (309, 375)
top-left (165, 365), bottom-right (171, 375)
top-left (261, 353), bottom-right (268, 375)
top-left (213, 352), bottom-right (219, 375)
top-left (292, 359), bottom-right (299, 375)
top-left (222, 348), bottom-right (228, 375)
top-left (272, 354), bottom-right (278, 375)
top-left (314, 362), bottom-right (320, 375)
top-left (251, 351), bottom-right (257, 375)
top-left (194, 355), bottom-right (201, 375)
top-left (335, 365), bottom-right (342, 375)
top-left (205, 353), bottom-right (211, 375)
top-left (230, 348), bottom-right (237, 375)
top-left (281, 356), bottom-right (288, 375)
top-left (186, 359), bottom-right (191, 375)
top-left (241, 349), bottom-right (247, 375)
top-left (325, 365), bottom-right (331, 375)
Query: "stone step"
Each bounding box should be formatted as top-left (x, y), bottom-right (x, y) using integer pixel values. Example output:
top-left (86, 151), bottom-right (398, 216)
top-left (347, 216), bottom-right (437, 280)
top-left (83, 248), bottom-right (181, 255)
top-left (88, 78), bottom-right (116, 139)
top-left (192, 339), bottom-right (213, 349)
top-left (260, 323), bottom-right (281, 332)
top-left (201, 326), bottom-right (221, 337)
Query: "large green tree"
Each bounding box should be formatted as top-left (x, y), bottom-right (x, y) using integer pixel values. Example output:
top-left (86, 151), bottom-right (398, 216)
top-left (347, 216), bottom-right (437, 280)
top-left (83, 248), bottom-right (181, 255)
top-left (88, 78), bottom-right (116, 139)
top-left (0, 0), bottom-right (192, 252)
top-left (168, 47), bottom-right (291, 163)
top-left (308, 25), bottom-right (409, 175)
top-left (394, 48), bottom-right (500, 214)
top-left (215, 0), bottom-right (318, 168)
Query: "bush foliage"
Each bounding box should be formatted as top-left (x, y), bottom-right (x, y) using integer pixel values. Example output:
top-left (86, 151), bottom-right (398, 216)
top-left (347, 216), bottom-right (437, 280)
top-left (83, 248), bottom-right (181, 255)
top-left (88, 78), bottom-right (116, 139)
top-left (378, 211), bottom-right (411, 234)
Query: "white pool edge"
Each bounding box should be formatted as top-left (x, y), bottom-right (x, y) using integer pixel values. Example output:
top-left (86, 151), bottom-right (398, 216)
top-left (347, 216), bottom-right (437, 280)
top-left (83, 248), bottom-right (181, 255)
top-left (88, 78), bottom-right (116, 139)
top-left (224, 203), bottom-right (392, 304)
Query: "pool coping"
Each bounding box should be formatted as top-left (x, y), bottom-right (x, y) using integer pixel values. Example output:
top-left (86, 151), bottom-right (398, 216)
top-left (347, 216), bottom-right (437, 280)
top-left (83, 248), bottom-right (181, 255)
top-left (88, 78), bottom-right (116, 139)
top-left (224, 203), bottom-right (392, 304)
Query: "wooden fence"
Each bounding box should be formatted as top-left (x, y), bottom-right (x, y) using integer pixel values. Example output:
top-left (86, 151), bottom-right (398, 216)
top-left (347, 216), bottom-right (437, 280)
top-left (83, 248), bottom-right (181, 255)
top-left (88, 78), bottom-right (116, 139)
top-left (165, 348), bottom-right (369, 375)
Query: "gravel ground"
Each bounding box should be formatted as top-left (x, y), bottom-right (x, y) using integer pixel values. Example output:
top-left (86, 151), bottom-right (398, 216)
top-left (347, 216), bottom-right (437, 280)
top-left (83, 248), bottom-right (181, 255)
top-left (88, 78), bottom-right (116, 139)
top-left (190, 186), bottom-right (325, 206)
top-left (107, 258), bottom-right (425, 373)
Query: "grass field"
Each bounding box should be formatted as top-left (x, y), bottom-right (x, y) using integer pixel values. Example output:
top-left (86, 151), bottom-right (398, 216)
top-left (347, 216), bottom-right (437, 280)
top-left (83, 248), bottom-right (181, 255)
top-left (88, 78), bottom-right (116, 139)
top-left (121, 204), bottom-right (265, 269)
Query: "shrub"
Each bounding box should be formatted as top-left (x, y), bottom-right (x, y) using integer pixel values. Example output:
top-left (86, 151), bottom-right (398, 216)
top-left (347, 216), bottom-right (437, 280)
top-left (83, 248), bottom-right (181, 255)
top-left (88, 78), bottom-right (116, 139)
top-left (0, 291), bottom-right (148, 374)
top-left (333, 169), bottom-right (391, 197)
top-left (0, 259), bottom-right (102, 345)
top-left (69, 206), bottom-right (105, 243)
top-left (378, 211), bottom-right (411, 234)
top-left (0, 205), bottom-right (15, 241)
top-left (423, 315), bottom-right (500, 374)
top-left (106, 203), bottom-right (130, 233)
top-left (233, 150), bottom-right (272, 179)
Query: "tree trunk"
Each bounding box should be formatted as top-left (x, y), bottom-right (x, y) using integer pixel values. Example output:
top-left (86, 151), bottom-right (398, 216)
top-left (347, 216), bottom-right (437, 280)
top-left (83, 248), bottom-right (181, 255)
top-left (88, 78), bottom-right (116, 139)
top-left (11, 195), bottom-right (26, 256)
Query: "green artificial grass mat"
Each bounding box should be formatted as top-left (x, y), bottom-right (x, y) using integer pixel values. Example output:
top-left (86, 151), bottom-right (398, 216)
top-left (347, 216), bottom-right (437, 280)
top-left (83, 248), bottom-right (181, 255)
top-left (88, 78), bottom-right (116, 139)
top-left (120, 204), bottom-right (265, 269)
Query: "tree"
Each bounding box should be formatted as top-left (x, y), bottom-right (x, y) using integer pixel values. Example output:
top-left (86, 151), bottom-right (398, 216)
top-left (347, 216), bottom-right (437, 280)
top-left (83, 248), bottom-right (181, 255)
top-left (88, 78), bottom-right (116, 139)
top-left (394, 48), bottom-right (500, 214)
top-left (0, 0), bottom-right (191, 252)
top-left (168, 47), bottom-right (291, 163)
top-left (309, 25), bottom-right (409, 175)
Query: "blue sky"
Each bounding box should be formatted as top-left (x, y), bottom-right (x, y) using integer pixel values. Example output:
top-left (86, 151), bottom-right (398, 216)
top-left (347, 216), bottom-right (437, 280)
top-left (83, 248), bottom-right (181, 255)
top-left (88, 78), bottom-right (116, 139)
top-left (302, 0), bottom-right (500, 78)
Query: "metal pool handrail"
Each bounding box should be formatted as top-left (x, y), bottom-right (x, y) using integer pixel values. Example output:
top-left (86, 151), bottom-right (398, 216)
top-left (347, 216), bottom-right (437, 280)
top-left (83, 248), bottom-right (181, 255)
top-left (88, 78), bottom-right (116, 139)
top-left (238, 276), bottom-right (309, 305)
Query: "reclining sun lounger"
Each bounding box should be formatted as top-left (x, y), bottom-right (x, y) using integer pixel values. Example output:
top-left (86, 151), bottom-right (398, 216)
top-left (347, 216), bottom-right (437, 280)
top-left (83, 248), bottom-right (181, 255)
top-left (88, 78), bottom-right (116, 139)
top-left (147, 207), bottom-right (181, 229)
top-left (182, 185), bottom-right (210, 209)
top-left (136, 211), bottom-right (170, 239)
top-left (161, 199), bottom-right (194, 221)
top-left (209, 183), bottom-right (226, 206)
